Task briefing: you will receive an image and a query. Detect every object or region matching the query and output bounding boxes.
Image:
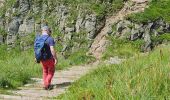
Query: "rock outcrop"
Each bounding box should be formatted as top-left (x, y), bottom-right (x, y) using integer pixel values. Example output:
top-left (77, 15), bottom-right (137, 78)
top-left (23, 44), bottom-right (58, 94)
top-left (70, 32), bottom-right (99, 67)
top-left (0, 0), bottom-right (107, 52)
top-left (112, 19), bottom-right (170, 52)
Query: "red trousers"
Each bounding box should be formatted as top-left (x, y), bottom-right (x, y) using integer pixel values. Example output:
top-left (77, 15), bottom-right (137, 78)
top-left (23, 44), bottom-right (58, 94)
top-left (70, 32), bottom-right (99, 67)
top-left (41, 58), bottom-right (55, 88)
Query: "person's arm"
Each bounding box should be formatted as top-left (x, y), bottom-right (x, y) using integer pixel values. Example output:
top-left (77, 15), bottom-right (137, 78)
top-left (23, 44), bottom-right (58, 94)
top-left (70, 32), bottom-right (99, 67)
top-left (50, 46), bottom-right (58, 65)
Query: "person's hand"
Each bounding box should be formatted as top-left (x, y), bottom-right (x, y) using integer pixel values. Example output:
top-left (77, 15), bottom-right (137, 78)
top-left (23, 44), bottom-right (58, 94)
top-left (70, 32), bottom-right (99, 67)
top-left (54, 59), bottom-right (58, 65)
top-left (34, 58), bottom-right (37, 63)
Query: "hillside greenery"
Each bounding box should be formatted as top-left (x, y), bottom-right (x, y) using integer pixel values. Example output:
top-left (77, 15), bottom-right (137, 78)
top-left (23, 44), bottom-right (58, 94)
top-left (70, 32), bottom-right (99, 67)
top-left (127, 0), bottom-right (170, 23)
top-left (102, 37), bottom-right (144, 60)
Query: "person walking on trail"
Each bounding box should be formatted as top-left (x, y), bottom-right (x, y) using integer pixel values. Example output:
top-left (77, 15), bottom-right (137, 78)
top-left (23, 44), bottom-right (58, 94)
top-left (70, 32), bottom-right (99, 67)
top-left (34, 26), bottom-right (57, 90)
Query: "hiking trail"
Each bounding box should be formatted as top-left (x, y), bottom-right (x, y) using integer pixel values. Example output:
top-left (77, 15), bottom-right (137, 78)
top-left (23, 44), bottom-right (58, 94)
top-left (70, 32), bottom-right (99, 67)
top-left (0, 61), bottom-right (100, 100)
top-left (0, 0), bottom-right (148, 99)
top-left (89, 0), bottom-right (148, 59)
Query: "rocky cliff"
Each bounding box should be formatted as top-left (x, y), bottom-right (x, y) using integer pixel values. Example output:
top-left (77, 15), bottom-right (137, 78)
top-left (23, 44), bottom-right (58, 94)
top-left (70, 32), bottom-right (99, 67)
top-left (0, 0), bottom-right (124, 54)
top-left (0, 0), bottom-right (170, 59)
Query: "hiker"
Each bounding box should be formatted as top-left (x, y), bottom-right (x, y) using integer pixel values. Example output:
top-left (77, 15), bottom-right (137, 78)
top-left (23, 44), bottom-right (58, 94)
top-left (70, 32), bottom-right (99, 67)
top-left (34, 26), bottom-right (57, 90)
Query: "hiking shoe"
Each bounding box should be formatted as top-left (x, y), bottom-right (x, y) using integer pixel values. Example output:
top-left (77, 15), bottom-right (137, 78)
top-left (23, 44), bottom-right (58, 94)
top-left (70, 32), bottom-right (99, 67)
top-left (47, 85), bottom-right (54, 90)
top-left (43, 86), bottom-right (48, 90)
top-left (43, 85), bottom-right (53, 90)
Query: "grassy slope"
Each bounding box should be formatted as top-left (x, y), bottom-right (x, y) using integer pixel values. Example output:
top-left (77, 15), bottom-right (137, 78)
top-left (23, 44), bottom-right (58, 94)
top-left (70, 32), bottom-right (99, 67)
top-left (127, 0), bottom-right (170, 23)
top-left (102, 37), bottom-right (144, 60)
top-left (58, 44), bottom-right (170, 100)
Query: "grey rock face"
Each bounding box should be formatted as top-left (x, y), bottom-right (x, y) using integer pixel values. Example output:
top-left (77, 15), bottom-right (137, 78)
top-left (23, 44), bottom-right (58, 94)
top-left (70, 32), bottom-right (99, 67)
top-left (116, 21), bottom-right (126, 32)
top-left (8, 17), bottom-right (20, 35)
top-left (107, 24), bottom-right (113, 35)
top-left (142, 31), bottom-right (152, 52)
top-left (85, 14), bottom-right (96, 39)
top-left (65, 27), bottom-right (75, 33)
top-left (56, 5), bottom-right (68, 32)
top-left (130, 29), bottom-right (140, 41)
top-left (19, 0), bottom-right (30, 14)
top-left (112, 19), bottom-right (170, 52)
top-left (18, 18), bottom-right (35, 36)
top-left (75, 14), bottom-right (85, 33)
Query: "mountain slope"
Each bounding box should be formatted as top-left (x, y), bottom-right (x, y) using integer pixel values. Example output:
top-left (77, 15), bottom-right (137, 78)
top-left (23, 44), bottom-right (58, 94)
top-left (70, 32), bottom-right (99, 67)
top-left (89, 0), bottom-right (149, 59)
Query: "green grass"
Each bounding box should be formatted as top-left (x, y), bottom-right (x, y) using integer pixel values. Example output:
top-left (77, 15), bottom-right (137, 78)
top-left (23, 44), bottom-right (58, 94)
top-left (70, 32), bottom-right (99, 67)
top-left (0, 45), bottom-right (41, 89)
top-left (58, 44), bottom-right (170, 100)
top-left (152, 33), bottom-right (170, 43)
top-left (102, 37), bottom-right (144, 60)
top-left (127, 0), bottom-right (170, 23)
top-left (57, 49), bottom-right (96, 70)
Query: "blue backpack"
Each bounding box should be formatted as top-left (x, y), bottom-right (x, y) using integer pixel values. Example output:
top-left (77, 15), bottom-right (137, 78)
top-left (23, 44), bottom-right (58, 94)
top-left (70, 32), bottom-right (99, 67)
top-left (34, 35), bottom-right (51, 63)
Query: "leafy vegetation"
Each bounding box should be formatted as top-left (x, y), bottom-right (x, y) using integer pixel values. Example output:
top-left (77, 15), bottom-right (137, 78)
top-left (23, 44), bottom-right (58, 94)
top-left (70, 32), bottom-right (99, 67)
top-left (127, 0), bottom-right (170, 23)
top-left (58, 44), bottom-right (170, 100)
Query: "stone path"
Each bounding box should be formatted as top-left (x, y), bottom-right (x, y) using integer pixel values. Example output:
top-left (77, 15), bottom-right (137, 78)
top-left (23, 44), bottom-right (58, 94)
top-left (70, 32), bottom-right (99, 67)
top-left (89, 0), bottom-right (149, 59)
top-left (0, 61), bottom-right (100, 100)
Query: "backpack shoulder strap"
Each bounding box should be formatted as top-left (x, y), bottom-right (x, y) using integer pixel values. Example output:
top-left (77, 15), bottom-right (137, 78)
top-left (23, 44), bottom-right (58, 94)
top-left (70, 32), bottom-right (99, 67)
top-left (44, 36), bottom-right (49, 42)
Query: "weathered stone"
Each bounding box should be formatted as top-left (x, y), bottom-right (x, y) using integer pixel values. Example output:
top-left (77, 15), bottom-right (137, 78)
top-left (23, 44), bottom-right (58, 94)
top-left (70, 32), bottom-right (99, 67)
top-left (165, 23), bottom-right (170, 32)
top-left (8, 17), bottom-right (20, 35)
top-left (139, 26), bottom-right (145, 33)
top-left (75, 14), bottom-right (85, 33)
top-left (142, 31), bottom-right (152, 52)
top-left (18, 18), bottom-right (34, 36)
top-left (6, 34), bottom-right (17, 45)
top-left (57, 5), bottom-right (68, 32)
top-left (117, 21), bottom-right (125, 32)
top-left (124, 20), bottom-right (131, 26)
top-left (107, 24), bottom-right (113, 35)
top-left (85, 14), bottom-right (96, 39)
top-left (65, 27), bottom-right (75, 33)
top-left (122, 27), bottom-right (131, 38)
top-left (130, 29), bottom-right (140, 41)
top-left (19, 0), bottom-right (30, 14)
top-left (33, 6), bottom-right (41, 14)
